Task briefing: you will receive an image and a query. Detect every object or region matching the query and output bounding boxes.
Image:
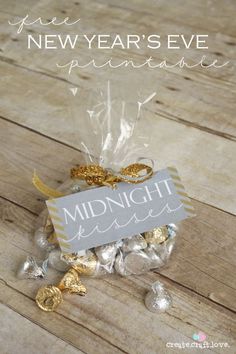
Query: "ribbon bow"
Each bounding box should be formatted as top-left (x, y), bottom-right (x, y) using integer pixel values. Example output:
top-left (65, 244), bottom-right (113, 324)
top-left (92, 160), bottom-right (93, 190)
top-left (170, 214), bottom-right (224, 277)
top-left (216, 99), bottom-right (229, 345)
top-left (33, 160), bottom-right (154, 199)
top-left (71, 162), bottom-right (153, 188)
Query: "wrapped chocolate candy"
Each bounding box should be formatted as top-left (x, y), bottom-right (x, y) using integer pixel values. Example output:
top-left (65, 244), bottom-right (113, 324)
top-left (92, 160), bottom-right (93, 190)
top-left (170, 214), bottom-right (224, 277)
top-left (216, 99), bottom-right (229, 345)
top-left (48, 249), bottom-right (70, 272)
top-left (145, 247), bottom-right (164, 269)
top-left (35, 268), bottom-right (87, 312)
top-left (144, 226), bottom-right (168, 245)
top-left (145, 281), bottom-right (172, 313)
top-left (95, 242), bottom-right (118, 265)
top-left (62, 251), bottom-right (97, 275)
top-left (17, 256), bottom-right (48, 279)
top-left (24, 85), bottom-right (185, 313)
top-left (124, 251), bottom-right (151, 275)
top-left (122, 234), bottom-right (147, 253)
top-left (58, 268), bottom-right (87, 295)
top-left (159, 238), bottom-right (176, 262)
top-left (36, 285), bottom-right (62, 312)
top-left (62, 250), bottom-right (108, 277)
top-left (34, 227), bottom-right (56, 252)
top-left (114, 251), bottom-right (132, 276)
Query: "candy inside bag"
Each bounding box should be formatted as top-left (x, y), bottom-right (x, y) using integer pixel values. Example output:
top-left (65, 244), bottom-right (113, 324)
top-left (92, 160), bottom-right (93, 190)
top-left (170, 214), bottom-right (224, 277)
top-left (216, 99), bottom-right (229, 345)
top-left (33, 218), bottom-right (178, 277)
top-left (30, 82), bottom-right (178, 279)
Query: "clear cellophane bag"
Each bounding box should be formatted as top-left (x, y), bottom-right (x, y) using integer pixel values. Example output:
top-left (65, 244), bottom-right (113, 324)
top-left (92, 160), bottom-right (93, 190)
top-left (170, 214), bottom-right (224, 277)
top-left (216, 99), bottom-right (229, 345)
top-left (33, 82), bottom-right (178, 278)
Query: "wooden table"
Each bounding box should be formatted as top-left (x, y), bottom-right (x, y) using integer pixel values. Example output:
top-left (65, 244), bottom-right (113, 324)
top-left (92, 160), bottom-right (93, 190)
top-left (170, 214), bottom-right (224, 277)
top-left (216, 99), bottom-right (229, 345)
top-left (0, 1), bottom-right (235, 353)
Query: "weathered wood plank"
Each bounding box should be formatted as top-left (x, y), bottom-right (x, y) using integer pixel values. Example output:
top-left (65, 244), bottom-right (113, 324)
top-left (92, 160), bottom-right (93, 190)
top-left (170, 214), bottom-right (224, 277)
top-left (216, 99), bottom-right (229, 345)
top-left (1, 193), bottom-right (236, 316)
top-left (0, 286), bottom-right (124, 354)
top-left (92, 0), bottom-right (236, 38)
top-left (1, 278), bottom-right (235, 354)
top-left (0, 1), bottom-right (235, 353)
top-left (161, 199), bottom-right (236, 311)
top-left (0, 118), bottom-right (85, 213)
top-left (0, 112), bottom-right (235, 312)
top-left (0, 0), bottom-right (39, 17)
top-left (0, 84), bottom-right (235, 214)
top-left (0, 198), bottom-right (236, 353)
top-left (0, 1), bottom-right (236, 137)
top-left (0, 202), bottom-right (124, 353)
top-left (0, 303), bottom-right (84, 354)
top-left (1, 0), bottom-right (236, 39)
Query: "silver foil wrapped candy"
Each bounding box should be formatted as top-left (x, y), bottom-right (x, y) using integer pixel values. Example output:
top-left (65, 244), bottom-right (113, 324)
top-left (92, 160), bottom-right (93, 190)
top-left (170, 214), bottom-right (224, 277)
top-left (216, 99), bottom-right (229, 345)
top-left (145, 247), bottom-right (164, 269)
top-left (95, 242), bottom-right (117, 265)
top-left (94, 261), bottom-right (112, 277)
top-left (124, 251), bottom-right (151, 275)
top-left (114, 251), bottom-right (132, 276)
top-left (34, 227), bottom-right (55, 252)
top-left (122, 234), bottom-right (147, 253)
top-left (48, 249), bottom-right (70, 272)
top-left (145, 281), bottom-right (172, 313)
top-left (17, 256), bottom-right (48, 279)
top-left (159, 238), bottom-right (176, 262)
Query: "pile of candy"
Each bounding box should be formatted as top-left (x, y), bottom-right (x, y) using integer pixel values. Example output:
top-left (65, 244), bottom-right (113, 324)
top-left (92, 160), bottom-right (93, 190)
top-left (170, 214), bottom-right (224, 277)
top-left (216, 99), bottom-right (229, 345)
top-left (19, 222), bottom-right (177, 279)
top-left (17, 220), bottom-right (177, 312)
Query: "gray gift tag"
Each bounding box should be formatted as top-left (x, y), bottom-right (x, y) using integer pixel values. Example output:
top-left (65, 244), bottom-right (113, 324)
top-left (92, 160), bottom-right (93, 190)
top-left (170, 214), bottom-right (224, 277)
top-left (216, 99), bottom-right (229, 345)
top-left (47, 167), bottom-right (195, 253)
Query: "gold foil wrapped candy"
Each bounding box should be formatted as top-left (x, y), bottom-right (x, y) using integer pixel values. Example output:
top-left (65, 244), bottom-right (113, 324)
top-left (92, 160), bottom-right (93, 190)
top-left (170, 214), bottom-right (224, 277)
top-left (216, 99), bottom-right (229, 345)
top-left (63, 251), bottom-right (98, 276)
top-left (35, 268), bottom-right (87, 311)
top-left (144, 226), bottom-right (168, 245)
top-left (58, 268), bottom-right (87, 295)
top-left (62, 252), bottom-right (85, 265)
top-left (34, 218), bottom-right (178, 312)
top-left (36, 285), bottom-right (62, 312)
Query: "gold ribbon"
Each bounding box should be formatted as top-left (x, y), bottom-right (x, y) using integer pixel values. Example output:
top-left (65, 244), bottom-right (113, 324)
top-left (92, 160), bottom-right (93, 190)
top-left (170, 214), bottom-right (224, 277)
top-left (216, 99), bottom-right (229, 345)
top-left (33, 160), bottom-right (153, 198)
top-left (71, 162), bottom-right (153, 188)
top-left (32, 170), bottom-right (64, 198)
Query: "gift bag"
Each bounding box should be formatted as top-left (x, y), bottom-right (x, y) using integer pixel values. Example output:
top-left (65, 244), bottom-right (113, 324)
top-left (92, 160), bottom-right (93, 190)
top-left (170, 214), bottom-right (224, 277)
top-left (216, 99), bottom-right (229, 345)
top-left (18, 82), bottom-right (184, 312)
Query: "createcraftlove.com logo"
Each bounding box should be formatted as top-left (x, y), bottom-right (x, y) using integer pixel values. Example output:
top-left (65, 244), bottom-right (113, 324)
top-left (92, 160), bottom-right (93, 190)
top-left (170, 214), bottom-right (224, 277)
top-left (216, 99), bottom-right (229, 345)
top-left (166, 331), bottom-right (230, 350)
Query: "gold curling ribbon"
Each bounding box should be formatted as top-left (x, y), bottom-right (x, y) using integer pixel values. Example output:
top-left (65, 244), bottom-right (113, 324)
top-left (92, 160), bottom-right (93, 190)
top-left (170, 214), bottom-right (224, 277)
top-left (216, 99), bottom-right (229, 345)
top-left (32, 170), bottom-right (64, 198)
top-left (33, 161), bottom-right (153, 198)
top-left (71, 162), bottom-right (153, 189)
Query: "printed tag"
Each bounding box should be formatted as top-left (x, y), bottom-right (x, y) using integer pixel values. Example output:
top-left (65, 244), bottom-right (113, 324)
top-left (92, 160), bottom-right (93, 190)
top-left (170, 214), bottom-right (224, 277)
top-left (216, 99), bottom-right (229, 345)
top-left (47, 167), bottom-right (195, 253)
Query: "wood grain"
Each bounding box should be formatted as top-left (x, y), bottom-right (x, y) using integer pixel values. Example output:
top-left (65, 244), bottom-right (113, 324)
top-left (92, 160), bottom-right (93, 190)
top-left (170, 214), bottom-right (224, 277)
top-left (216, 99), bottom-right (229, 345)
top-left (0, 198), bottom-right (235, 354)
top-left (0, 117), bottom-right (85, 213)
top-left (1, 176), bottom-right (236, 312)
top-left (2, 0), bottom-right (236, 39)
top-left (0, 304), bottom-right (84, 354)
top-left (0, 1), bottom-right (235, 138)
top-left (0, 1), bottom-right (236, 353)
top-left (0, 116), bottom-right (235, 312)
top-left (0, 85), bottom-right (235, 214)
top-left (92, 0), bottom-right (236, 38)
top-left (161, 200), bottom-right (236, 311)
